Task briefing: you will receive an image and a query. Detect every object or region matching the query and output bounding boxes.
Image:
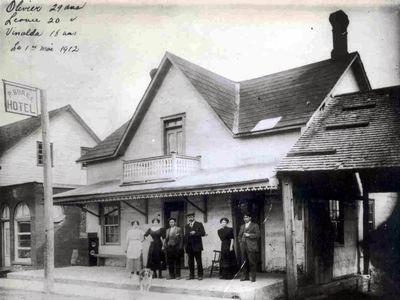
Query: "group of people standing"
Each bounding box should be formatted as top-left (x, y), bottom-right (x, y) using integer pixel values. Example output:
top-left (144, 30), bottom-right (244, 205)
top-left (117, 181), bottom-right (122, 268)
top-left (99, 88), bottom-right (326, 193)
top-left (125, 212), bottom-right (261, 282)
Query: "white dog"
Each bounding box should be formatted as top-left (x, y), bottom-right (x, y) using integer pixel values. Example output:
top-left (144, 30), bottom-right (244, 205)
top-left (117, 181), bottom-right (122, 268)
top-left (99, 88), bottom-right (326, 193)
top-left (139, 268), bottom-right (153, 292)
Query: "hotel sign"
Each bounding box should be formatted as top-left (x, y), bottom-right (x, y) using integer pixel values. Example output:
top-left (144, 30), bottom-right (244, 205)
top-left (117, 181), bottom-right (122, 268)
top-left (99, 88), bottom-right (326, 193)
top-left (3, 80), bottom-right (39, 116)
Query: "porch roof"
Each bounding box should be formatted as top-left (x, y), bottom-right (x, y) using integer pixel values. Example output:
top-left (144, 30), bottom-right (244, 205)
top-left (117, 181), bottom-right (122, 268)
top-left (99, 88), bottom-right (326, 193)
top-left (54, 163), bottom-right (278, 204)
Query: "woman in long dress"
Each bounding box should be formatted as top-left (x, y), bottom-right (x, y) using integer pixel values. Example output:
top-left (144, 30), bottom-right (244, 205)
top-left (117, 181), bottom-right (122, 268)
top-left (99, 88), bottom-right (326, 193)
top-left (144, 218), bottom-right (166, 278)
top-left (217, 217), bottom-right (238, 279)
top-left (125, 220), bottom-right (144, 278)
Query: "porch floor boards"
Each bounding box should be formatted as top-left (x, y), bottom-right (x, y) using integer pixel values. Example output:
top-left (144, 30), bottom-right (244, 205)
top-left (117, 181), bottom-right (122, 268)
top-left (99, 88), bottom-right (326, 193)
top-left (6, 266), bottom-right (285, 300)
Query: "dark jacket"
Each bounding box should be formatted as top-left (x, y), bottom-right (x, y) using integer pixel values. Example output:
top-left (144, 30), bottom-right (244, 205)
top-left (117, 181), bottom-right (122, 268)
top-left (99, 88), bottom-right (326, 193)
top-left (238, 222), bottom-right (260, 253)
top-left (184, 221), bottom-right (206, 252)
top-left (164, 226), bottom-right (183, 249)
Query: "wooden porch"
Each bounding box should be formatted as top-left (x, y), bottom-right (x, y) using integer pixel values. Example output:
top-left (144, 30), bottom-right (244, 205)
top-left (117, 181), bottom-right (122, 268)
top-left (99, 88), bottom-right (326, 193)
top-left (6, 266), bottom-right (285, 300)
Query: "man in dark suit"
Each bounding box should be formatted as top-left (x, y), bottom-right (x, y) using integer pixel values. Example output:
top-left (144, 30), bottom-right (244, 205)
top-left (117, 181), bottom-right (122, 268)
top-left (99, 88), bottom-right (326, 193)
top-left (238, 213), bottom-right (260, 282)
top-left (164, 217), bottom-right (183, 280)
top-left (184, 212), bottom-right (206, 280)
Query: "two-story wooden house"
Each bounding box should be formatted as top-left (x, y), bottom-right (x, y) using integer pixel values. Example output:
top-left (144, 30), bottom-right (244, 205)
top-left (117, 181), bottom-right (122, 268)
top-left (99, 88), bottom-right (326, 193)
top-left (0, 105), bottom-right (100, 270)
top-left (54, 11), bottom-right (371, 278)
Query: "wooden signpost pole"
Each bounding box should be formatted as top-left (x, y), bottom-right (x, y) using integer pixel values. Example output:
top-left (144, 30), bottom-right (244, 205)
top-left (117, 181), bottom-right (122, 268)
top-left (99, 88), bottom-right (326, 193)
top-left (3, 80), bottom-right (53, 293)
top-left (40, 89), bottom-right (55, 294)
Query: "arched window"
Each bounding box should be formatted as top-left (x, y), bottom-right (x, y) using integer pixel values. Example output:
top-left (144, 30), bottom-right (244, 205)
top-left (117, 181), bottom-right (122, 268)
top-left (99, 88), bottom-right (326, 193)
top-left (1, 205), bottom-right (11, 267)
top-left (53, 205), bottom-right (65, 224)
top-left (1, 206), bottom-right (10, 221)
top-left (14, 203), bottom-right (31, 263)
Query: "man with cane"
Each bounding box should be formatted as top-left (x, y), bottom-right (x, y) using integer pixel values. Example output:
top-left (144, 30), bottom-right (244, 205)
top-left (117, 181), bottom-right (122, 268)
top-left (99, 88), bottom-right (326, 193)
top-left (238, 213), bottom-right (260, 282)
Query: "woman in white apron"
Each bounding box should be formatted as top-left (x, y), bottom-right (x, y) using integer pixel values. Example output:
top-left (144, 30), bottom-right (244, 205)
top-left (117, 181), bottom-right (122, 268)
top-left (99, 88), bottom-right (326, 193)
top-left (125, 220), bottom-right (144, 277)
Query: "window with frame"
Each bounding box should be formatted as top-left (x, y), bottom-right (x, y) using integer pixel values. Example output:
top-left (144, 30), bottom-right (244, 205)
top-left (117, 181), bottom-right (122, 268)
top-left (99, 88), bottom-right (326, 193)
top-left (14, 203), bottom-right (31, 263)
top-left (37, 141), bottom-right (54, 167)
top-left (329, 200), bottom-right (344, 245)
top-left (102, 203), bottom-right (120, 244)
top-left (80, 147), bottom-right (92, 169)
top-left (163, 114), bottom-right (185, 155)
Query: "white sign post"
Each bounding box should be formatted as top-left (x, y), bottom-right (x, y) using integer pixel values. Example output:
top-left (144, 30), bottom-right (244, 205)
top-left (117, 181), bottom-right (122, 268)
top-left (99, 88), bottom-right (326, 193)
top-left (3, 80), bottom-right (54, 294)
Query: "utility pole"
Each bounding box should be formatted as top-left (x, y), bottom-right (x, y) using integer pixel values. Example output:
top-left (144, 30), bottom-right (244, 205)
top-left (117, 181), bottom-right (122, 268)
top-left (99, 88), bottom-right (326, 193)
top-left (40, 89), bottom-right (55, 294)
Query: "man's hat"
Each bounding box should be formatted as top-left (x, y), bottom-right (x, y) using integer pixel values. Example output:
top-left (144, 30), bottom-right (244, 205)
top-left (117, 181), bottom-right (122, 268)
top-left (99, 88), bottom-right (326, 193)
top-left (186, 212), bottom-right (195, 217)
top-left (168, 217), bottom-right (177, 222)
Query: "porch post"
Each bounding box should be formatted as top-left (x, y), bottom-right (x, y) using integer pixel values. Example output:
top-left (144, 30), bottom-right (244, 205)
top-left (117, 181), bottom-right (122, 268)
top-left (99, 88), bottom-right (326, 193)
top-left (282, 176), bottom-right (297, 299)
top-left (361, 176), bottom-right (370, 275)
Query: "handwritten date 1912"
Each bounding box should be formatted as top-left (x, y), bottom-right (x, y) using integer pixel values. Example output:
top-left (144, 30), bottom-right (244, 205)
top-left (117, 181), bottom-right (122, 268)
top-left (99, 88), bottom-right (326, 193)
top-left (60, 45), bottom-right (79, 54)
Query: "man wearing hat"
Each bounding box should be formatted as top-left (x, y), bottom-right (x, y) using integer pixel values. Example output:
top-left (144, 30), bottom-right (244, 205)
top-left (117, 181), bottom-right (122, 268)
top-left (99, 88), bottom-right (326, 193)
top-left (184, 212), bottom-right (206, 280)
top-left (238, 213), bottom-right (260, 282)
top-left (164, 217), bottom-right (183, 280)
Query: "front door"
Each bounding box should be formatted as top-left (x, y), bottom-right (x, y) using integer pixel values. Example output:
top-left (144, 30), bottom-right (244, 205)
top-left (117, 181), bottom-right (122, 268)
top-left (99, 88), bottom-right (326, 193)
top-left (2, 221), bottom-right (11, 267)
top-left (232, 192), bottom-right (265, 271)
top-left (163, 200), bottom-right (186, 266)
top-left (307, 200), bottom-right (335, 284)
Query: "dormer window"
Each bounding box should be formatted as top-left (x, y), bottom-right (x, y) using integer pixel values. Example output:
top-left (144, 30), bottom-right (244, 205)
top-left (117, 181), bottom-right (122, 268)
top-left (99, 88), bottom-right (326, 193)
top-left (37, 141), bottom-right (54, 167)
top-left (162, 113), bottom-right (185, 155)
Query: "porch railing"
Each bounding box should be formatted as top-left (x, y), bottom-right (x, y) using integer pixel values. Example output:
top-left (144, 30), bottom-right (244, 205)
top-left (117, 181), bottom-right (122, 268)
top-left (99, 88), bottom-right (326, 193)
top-left (122, 152), bottom-right (201, 184)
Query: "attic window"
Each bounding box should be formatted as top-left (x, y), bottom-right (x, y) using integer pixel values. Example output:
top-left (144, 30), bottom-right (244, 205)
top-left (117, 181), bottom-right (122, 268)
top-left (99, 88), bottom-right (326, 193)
top-left (287, 149), bottom-right (337, 157)
top-left (325, 121), bottom-right (369, 130)
top-left (342, 103), bottom-right (376, 111)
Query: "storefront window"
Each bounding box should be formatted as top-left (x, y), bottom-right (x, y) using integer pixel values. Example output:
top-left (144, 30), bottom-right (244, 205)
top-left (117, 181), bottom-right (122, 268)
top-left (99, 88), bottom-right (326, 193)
top-left (14, 203), bottom-right (31, 263)
top-left (102, 203), bottom-right (120, 244)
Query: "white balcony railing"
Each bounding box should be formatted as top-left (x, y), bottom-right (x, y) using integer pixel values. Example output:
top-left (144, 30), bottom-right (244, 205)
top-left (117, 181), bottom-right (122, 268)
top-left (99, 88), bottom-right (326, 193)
top-left (122, 153), bottom-right (201, 184)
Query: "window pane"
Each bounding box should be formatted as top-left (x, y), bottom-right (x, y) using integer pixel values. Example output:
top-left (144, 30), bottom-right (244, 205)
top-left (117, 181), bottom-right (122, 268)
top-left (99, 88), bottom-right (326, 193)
top-left (18, 238), bottom-right (31, 247)
top-left (177, 131), bottom-right (183, 154)
top-left (19, 223), bottom-right (31, 233)
top-left (18, 249), bottom-right (31, 259)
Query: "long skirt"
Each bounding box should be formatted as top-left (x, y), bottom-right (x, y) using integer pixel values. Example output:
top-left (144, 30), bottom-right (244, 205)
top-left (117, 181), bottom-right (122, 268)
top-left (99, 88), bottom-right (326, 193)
top-left (147, 240), bottom-right (165, 270)
top-left (126, 257), bottom-right (141, 273)
top-left (220, 250), bottom-right (238, 279)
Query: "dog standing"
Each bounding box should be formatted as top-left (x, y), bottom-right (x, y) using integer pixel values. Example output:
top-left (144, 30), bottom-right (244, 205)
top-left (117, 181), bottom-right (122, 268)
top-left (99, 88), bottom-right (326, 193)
top-left (139, 268), bottom-right (154, 292)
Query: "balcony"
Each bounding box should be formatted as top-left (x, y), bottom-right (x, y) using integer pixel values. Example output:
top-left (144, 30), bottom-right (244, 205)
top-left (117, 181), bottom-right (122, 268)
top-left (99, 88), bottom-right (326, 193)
top-left (122, 153), bottom-right (201, 184)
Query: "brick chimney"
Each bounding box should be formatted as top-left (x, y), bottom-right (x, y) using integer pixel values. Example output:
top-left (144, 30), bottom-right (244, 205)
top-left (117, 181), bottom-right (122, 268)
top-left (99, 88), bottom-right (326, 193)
top-left (329, 10), bottom-right (349, 60)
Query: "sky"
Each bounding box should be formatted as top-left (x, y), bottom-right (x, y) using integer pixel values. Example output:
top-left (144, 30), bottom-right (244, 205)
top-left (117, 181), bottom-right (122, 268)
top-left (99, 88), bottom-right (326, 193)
top-left (1, 1), bottom-right (399, 139)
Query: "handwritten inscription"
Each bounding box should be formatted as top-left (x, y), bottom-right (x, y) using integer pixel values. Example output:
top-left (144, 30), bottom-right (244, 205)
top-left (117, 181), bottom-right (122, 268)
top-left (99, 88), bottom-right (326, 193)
top-left (3, 0), bottom-right (86, 54)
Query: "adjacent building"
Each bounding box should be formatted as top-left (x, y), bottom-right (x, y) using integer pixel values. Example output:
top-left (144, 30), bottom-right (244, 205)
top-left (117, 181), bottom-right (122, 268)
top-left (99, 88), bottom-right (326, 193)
top-left (0, 105), bottom-right (100, 269)
top-left (277, 85), bottom-right (400, 297)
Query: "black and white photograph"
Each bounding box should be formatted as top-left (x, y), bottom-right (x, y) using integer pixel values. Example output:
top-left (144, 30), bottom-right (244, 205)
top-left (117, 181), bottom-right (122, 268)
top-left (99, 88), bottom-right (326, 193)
top-left (0, 0), bottom-right (399, 299)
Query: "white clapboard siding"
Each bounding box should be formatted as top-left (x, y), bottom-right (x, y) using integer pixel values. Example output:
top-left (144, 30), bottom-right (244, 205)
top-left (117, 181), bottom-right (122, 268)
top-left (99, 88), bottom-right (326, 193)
top-left (0, 111), bottom-right (98, 186)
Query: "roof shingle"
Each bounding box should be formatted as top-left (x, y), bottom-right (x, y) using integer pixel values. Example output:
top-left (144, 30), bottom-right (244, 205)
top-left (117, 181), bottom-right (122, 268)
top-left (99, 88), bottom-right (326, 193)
top-left (276, 86), bottom-right (400, 172)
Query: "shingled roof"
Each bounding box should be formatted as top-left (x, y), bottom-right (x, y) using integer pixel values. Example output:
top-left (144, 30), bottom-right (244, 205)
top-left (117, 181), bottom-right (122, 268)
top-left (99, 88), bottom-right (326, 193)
top-left (80, 51), bottom-right (369, 163)
top-left (276, 86), bottom-right (400, 172)
top-left (0, 105), bottom-right (100, 156)
top-left (77, 121), bottom-right (129, 162)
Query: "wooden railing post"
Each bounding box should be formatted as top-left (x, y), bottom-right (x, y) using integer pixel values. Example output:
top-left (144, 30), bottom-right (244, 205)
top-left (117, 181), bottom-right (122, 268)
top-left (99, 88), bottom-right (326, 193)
top-left (282, 176), bottom-right (297, 299)
top-left (171, 151), bottom-right (177, 178)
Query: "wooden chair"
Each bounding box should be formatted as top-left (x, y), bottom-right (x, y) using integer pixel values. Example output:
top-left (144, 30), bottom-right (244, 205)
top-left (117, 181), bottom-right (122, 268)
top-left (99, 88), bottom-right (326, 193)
top-left (209, 250), bottom-right (221, 277)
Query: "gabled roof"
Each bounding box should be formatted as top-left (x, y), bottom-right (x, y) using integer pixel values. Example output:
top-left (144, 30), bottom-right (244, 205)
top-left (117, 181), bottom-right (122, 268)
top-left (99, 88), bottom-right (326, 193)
top-left (0, 105), bottom-right (100, 156)
top-left (276, 86), bottom-right (400, 172)
top-left (80, 51), bottom-right (369, 163)
top-left (77, 121), bottom-right (129, 162)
